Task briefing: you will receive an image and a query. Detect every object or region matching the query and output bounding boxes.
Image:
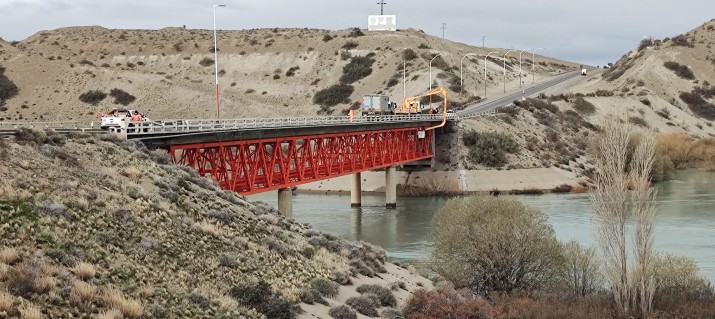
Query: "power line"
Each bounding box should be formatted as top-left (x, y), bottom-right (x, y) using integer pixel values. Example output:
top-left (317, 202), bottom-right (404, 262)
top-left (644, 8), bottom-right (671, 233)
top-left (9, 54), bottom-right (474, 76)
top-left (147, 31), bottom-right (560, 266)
top-left (441, 22), bottom-right (446, 39)
top-left (482, 36), bottom-right (486, 48)
top-left (377, 1), bottom-right (386, 15)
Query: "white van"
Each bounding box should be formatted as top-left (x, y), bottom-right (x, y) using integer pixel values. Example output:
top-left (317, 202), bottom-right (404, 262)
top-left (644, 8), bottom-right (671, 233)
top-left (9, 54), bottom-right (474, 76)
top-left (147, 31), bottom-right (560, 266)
top-left (581, 69), bottom-right (587, 76)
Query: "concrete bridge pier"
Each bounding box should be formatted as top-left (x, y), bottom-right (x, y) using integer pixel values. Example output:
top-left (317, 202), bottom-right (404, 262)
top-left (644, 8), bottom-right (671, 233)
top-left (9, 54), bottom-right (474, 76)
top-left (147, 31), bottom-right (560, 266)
top-left (351, 173), bottom-right (362, 207)
top-left (386, 166), bottom-right (397, 209)
top-left (278, 188), bottom-right (293, 218)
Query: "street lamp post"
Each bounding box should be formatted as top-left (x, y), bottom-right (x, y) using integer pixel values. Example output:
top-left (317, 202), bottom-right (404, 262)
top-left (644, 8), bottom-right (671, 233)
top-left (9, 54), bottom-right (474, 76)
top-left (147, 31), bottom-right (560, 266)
top-left (429, 53), bottom-right (441, 91)
top-left (531, 47), bottom-right (544, 84)
top-left (518, 49), bottom-right (529, 88)
top-left (482, 51), bottom-right (499, 98)
top-left (460, 53), bottom-right (478, 97)
top-left (402, 48), bottom-right (407, 99)
top-left (502, 49), bottom-right (515, 93)
top-left (213, 4), bottom-right (226, 119)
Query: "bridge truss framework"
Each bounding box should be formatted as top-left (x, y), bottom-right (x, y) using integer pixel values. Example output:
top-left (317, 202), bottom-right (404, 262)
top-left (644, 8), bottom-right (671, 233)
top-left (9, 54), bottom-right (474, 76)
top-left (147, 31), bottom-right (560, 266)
top-left (170, 127), bottom-right (433, 195)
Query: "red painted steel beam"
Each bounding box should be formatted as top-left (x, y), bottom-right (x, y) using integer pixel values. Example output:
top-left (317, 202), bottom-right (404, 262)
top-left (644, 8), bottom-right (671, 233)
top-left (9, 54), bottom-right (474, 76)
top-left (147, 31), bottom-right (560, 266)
top-left (169, 127), bottom-right (433, 195)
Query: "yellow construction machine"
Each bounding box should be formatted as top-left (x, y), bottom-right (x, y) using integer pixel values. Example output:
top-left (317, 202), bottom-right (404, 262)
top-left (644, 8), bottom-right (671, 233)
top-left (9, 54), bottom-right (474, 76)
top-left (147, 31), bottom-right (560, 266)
top-left (396, 88), bottom-right (449, 130)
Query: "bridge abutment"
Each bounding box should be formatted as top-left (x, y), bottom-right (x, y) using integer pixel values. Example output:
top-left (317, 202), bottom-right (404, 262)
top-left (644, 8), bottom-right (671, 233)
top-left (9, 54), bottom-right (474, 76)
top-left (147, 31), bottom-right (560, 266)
top-left (351, 173), bottom-right (362, 207)
top-left (278, 188), bottom-right (293, 218)
top-left (386, 167), bottom-right (397, 209)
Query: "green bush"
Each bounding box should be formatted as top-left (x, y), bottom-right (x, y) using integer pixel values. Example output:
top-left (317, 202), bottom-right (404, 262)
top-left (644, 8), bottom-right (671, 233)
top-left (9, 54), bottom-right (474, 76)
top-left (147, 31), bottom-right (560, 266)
top-left (654, 253), bottom-right (714, 303)
top-left (554, 241), bottom-right (604, 297)
top-left (79, 90), bottom-right (107, 105)
top-left (313, 84), bottom-right (354, 106)
top-left (0, 66), bottom-right (19, 106)
top-left (109, 88), bottom-right (136, 106)
top-left (664, 61), bottom-right (695, 80)
top-left (462, 131), bottom-right (520, 167)
top-left (310, 277), bottom-right (339, 298)
top-left (356, 284), bottom-right (396, 307)
top-left (198, 57), bottom-right (215, 67)
top-left (328, 305), bottom-right (357, 319)
top-left (431, 196), bottom-right (562, 295)
top-left (573, 97), bottom-right (596, 115)
top-left (345, 295), bottom-right (379, 317)
top-left (340, 56), bottom-right (375, 84)
top-left (300, 288), bottom-right (328, 305)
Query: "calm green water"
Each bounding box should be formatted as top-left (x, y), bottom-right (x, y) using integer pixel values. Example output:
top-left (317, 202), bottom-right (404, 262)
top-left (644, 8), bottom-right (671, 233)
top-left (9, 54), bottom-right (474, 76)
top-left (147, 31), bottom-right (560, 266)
top-left (249, 170), bottom-right (715, 282)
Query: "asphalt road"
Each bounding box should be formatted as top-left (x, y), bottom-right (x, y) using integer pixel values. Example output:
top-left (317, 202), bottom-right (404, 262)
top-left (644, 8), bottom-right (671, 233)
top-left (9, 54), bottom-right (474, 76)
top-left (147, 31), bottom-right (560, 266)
top-left (459, 71), bottom-right (581, 117)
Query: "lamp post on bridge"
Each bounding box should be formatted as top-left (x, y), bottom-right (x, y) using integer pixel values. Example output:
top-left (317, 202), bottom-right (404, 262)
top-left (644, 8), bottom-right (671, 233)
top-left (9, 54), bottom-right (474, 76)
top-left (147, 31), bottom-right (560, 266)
top-left (502, 49), bottom-right (515, 93)
top-left (212, 4), bottom-right (227, 119)
top-left (482, 51), bottom-right (499, 98)
top-left (460, 53), bottom-right (478, 97)
top-left (531, 47), bottom-right (544, 84)
top-left (428, 53), bottom-right (442, 91)
top-left (518, 49), bottom-right (529, 89)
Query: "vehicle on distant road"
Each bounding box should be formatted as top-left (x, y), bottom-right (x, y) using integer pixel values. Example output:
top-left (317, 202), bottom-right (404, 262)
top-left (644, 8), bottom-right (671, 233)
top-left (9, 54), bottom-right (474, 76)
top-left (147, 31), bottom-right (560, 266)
top-left (581, 68), bottom-right (588, 75)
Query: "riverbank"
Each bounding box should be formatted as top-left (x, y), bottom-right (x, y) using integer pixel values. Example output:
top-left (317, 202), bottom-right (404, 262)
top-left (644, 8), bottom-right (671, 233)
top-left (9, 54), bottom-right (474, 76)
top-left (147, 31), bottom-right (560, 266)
top-left (296, 167), bottom-right (584, 194)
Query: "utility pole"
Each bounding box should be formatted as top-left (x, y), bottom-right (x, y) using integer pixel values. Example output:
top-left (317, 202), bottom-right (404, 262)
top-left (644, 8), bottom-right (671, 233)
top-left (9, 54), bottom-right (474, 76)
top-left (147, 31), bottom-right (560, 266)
top-left (482, 36), bottom-right (485, 48)
top-left (441, 23), bottom-right (446, 39)
top-left (377, 1), bottom-right (386, 15)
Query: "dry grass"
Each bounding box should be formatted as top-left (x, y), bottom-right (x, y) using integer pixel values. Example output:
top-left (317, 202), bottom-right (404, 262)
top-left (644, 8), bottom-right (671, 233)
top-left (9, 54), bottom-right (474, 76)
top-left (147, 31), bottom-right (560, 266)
top-left (198, 221), bottom-right (219, 237)
top-left (0, 247), bottom-right (19, 265)
top-left (0, 182), bottom-right (32, 202)
top-left (102, 288), bottom-right (144, 318)
top-left (72, 262), bottom-right (97, 280)
top-left (96, 309), bottom-right (122, 319)
top-left (655, 133), bottom-right (715, 168)
top-left (139, 286), bottom-right (155, 298)
top-left (19, 305), bottom-right (44, 319)
top-left (73, 280), bottom-right (97, 302)
top-left (33, 276), bottom-right (57, 294)
top-left (122, 166), bottom-right (142, 180)
top-left (570, 183), bottom-right (588, 193)
top-left (0, 291), bottom-right (14, 312)
top-left (216, 295), bottom-right (238, 312)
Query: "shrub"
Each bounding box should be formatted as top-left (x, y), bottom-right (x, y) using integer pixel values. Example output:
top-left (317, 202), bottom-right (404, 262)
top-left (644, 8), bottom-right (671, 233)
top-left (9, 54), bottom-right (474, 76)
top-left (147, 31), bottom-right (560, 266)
top-left (671, 34), bottom-right (693, 47)
top-left (328, 305), bottom-right (357, 319)
top-left (654, 253), bottom-right (714, 303)
top-left (628, 116), bottom-right (649, 127)
top-left (345, 295), bottom-right (378, 317)
top-left (380, 308), bottom-right (403, 319)
top-left (664, 61), bottom-right (695, 80)
top-left (403, 288), bottom-right (493, 319)
top-left (340, 56), bottom-right (375, 84)
top-left (555, 241), bottom-right (604, 297)
top-left (322, 34), bottom-right (333, 42)
top-left (109, 88), bottom-right (136, 106)
top-left (0, 66), bottom-right (19, 106)
top-left (356, 284), bottom-right (396, 307)
top-left (417, 43), bottom-right (430, 49)
top-left (573, 97), bottom-right (596, 115)
top-left (7, 260), bottom-right (42, 298)
top-left (286, 66), bottom-right (299, 77)
top-left (342, 41), bottom-right (358, 50)
top-left (431, 196), bottom-right (562, 295)
top-left (230, 281), bottom-right (295, 319)
top-left (313, 84), bottom-right (354, 107)
top-left (348, 27), bottom-right (364, 37)
top-left (462, 131), bottom-right (520, 167)
top-left (310, 277), bottom-right (339, 298)
top-left (79, 90), bottom-right (107, 105)
top-left (402, 48), bottom-right (418, 61)
top-left (680, 91), bottom-right (715, 120)
top-left (198, 57), bottom-right (214, 67)
top-left (595, 89), bottom-right (614, 97)
top-left (300, 289), bottom-right (327, 305)
top-left (640, 98), bottom-right (651, 106)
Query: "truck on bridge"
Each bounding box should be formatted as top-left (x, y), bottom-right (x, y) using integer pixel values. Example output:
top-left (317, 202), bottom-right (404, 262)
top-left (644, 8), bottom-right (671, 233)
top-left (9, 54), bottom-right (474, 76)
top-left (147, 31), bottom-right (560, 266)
top-left (362, 94), bottom-right (397, 115)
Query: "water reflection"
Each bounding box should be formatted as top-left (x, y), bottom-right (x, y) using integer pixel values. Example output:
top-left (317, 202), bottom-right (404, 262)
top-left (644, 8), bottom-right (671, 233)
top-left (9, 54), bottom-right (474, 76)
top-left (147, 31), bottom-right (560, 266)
top-left (249, 170), bottom-right (715, 282)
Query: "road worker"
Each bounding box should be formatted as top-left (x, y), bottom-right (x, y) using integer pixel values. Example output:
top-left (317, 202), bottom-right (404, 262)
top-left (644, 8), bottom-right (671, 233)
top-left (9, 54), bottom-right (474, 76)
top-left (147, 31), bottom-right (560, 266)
top-left (131, 112), bottom-right (143, 122)
top-left (349, 109), bottom-right (354, 122)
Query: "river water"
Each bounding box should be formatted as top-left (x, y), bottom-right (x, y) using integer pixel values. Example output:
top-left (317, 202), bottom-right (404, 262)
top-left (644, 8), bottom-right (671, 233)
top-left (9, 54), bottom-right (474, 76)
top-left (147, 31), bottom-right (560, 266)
top-left (249, 170), bottom-right (715, 282)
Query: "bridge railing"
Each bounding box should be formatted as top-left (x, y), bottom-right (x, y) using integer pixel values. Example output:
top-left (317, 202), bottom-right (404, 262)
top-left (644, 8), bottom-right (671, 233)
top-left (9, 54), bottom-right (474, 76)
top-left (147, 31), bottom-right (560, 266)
top-left (119, 113), bottom-right (462, 136)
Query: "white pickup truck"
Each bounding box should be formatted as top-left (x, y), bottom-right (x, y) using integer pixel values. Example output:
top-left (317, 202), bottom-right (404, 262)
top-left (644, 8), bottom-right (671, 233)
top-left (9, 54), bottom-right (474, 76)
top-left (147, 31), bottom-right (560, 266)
top-left (99, 108), bottom-right (153, 129)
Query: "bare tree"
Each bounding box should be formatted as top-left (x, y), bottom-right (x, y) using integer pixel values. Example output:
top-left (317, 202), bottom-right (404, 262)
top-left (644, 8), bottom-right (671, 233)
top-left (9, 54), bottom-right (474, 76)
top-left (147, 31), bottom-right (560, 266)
top-left (630, 134), bottom-right (657, 316)
top-left (590, 117), bottom-right (657, 316)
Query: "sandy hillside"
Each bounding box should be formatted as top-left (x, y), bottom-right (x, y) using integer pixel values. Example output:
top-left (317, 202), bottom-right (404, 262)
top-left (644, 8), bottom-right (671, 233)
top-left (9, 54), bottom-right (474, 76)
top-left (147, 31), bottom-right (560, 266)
top-left (0, 132), bottom-right (431, 318)
top-left (0, 26), bottom-right (576, 124)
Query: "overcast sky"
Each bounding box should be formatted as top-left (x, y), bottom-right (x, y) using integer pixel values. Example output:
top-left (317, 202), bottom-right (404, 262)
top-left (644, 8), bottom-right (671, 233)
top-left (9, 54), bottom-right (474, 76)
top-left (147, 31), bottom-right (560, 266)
top-left (0, 0), bottom-right (712, 66)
